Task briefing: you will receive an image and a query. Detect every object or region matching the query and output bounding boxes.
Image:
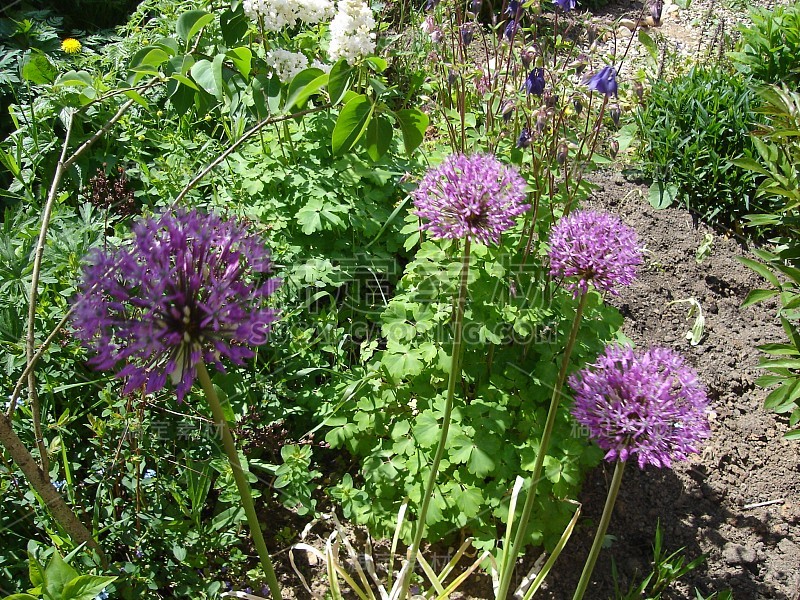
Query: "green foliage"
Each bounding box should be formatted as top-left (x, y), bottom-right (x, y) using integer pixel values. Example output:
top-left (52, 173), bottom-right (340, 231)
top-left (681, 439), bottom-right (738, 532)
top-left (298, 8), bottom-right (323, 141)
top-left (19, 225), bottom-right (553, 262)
top-left (634, 66), bottom-right (769, 224)
top-left (611, 521), bottom-right (709, 600)
top-left (731, 2), bottom-right (800, 89)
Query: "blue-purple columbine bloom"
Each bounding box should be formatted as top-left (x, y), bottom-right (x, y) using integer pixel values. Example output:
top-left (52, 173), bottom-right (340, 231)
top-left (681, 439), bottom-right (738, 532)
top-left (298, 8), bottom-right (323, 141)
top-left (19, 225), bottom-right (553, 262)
top-left (72, 209), bottom-right (281, 402)
top-left (504, 19), bottom-right (519, 41)
top-left (460, 24), bottom-right (474, 46)
top-left (413, 153), bottom-right (529, 246)
top-left (524, 67), bottom-right (545, 96)
top-left (554, 0), bottom-right (576, 10)
top-left (587, 65), bottom-right (618, 97)
top-left (471, 0), bottom-right (482, 12)
top-left (505, 0), bottom-right (520, 15)
top-left (517, 127), bottom-right (532, 148)
top-left (570, 345), bottom-right (711, 469)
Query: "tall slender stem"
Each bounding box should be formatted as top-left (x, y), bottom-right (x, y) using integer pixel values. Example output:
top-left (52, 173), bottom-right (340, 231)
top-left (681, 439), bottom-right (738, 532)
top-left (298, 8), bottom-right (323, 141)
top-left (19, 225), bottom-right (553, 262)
top-left (196, 362), bottom-right (282, 599)
top-left (572, 460), bottom-right (627, 600)
top-left (398, 238), bottom-right (472, 599)
top-left (496, 292), bottom-right (588, 599)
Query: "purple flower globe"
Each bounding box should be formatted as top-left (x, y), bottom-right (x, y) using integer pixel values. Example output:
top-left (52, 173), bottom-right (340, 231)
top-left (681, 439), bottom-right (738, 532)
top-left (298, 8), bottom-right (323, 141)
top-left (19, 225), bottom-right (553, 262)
top-left (587, 65), bottom-right (618, 97)
top-left (72, 209), bottom-right (281, 402)
top-left (413, 153), bottom-right (529, 246)
top-left (548, 209), bottom-right (641, 296)
top-left (569, 345), bottom-right (711, 469)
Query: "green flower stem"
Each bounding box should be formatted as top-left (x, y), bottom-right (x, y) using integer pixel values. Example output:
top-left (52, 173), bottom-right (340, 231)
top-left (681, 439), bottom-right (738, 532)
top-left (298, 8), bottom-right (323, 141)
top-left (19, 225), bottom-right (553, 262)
top-left (399, 238), bottom-right (472, 599)
top-left (196, 362), bottom-right (282, 600)
top-left (496, 291), bottom-right (588, 600)
top-left (572, 460), bottom-right (627, 600)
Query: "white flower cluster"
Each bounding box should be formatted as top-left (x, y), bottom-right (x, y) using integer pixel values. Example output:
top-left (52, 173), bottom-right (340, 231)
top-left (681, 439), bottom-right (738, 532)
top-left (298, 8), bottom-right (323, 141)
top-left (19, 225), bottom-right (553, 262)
top-left (267, 49), bottom-right (310, 82)
top-left (327, 0), bottom-right (376, 65)
top-left (243, 0), bottom-right (334, 31)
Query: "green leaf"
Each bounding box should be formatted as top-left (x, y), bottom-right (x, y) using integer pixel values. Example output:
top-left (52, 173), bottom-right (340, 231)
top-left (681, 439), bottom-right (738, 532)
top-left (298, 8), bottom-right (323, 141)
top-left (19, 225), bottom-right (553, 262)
top-left (454, 486), bottom-right (483, 519)
top-left (468, 445), bottom-right (496, 477)
top-left (226, 47), bottom-right (252, 78)
top-left (176, 10), bottom-right (215, 44)
top-left (283, 68), bottom-right (326, 112)
top-left (743, 288), bottom-right (779, 307)
top-left (61, 575), bottom-right (117, 600)
top-left (43, 553), bottom-right (78, 598)
top-left (365, 56), bottom-right (388, 72)
top-left (737, 257), bottom-right (781, 287)
top-left (394, 108), bottom-right (428, 155)
top-left (412, 411), bottom-right (441, 447)
top-left (381, 349), bottom-right (423, 380)
top-left (21, 51), bottom-right (56, 84)
top-left (220, 6), bottom-right (249, 45)
top-left (648, 181), bottom-right (677, 209)
top-left (332, 94), bottom-right (373, 155)
top-left (129, 46), bottom-right (171, 74)
top-left (364, 113), bottom-right (393, 161)
top-left (54, 70), bottom-right (93, 88)
top-left (327, 59), bottom-right (353, 105)
top-left (190, 58), bottom-right (223, 100)
top-left (638, 29), bottom-right (658, 63)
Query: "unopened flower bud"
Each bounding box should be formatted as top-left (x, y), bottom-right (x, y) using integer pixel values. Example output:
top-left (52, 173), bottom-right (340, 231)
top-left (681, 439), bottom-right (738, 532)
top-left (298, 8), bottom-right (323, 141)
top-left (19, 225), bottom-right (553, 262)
top-left (650, 0), bottom-right (663, 25)
top-left (587, 23), bottom-right (597, 45)
top-left (556, 142), bottom-right (568, 165)
top-left (535, 110), bottom-right (548, 134)
top-left (610, 104), bottom-right (621, 128)
top-left (521, 47), bottom-right (536, 69)
top-left (573, 97), bottom-right (583, 114)
top-left (544, 89), bottom-right (557, 108)
top-left (460, 24), bottom-right (474, 46)
top-left (610, 139), bottom-right (619, 158)
top-left (502, 100), bottom-right (515, 123)
top-left (633, 80), bottom-right (644, 102)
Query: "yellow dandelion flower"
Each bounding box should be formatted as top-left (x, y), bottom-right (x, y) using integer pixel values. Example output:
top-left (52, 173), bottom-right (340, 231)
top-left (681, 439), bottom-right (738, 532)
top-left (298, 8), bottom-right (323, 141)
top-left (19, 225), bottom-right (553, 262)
top-left (61, 38), bottom-right (82, 54)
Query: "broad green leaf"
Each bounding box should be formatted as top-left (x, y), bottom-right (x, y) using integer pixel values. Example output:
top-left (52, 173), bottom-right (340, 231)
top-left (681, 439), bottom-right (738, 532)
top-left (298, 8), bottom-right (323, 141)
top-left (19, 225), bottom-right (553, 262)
top-left (638, 29), bottom-right (658, 63)
top-left (365, 56), bottom-right (388, 72)
top-left (394, 108), bottom-right (428, 155)
top-left (332, 94), bottom-right (373, 155)
top-left (364, 112), bottom-right (393, 161)
top-left (129, 46), bottom-right (171, 74)
top-left (412, 411), bottom-right (441, 447)
top-left (252, 74), bottom-right (281, 117)
top-left (454, 486), bottom-right (483, 519)
top-left (177, 10), bottom-right (215, 44)
top-left (743, 288), bottom-right (779, 307)
top-left (226, 47), bottom-right (252, 78)
top-left (3, 595), bottom-right (38, 599)
top-left (21, 51), bottom-right (56, 84)
top-left (759, 358), bottom-right (800, 369)
top-left (55, 70), bottom-right (93, 88)
top-left (381, 349), bottom-right (423, 380)
top-left (190, 59), bottom-right (222, 100)
top-left (43, 553), bottom-right (78, 598)
top-left (169, 73), bottom-right (199, 91)
top-left (61, 575), bottom-right (117, 600)
top-left (327, 59), bottom-right (353, 105)
top-left (468, 445), bottom-right (496, 477)
top-left (283, 68), bottom-right (326, 112)
top-left (648, 181), bottom-right (677, 209)
top-left (220, 6), bottom-right (249, 45)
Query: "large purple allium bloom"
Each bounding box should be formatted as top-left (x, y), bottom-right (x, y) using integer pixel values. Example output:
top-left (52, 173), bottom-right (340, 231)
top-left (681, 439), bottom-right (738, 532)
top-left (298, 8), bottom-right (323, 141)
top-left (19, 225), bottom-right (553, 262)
top-left (72, 209), bottom-right (280, 402)
top-left (413, 154), bottom-right (529, 246)
top-left (570, 345), bottom-right (711, 469)
top-left (548, 209), bottom-right (641, 296)
top-left (587, 65), bottom-right (618, 97)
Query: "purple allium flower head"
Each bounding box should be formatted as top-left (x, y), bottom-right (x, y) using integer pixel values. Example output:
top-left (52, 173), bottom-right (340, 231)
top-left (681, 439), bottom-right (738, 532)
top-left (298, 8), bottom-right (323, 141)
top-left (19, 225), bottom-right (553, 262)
top-left (72, 209), bottom-right (280, 402)
top-left (587, 65), bottom-right (618, 97)
top-left (569, 345), bottom-right (711, 469)
top-left (524, 67), bottom-right (546, 96)
top-left (413, 154), bottom-right (529, 246)
top-left (554, 0), bottom-right (576, 10)
top-left (548, 209), bottom-right (641, 296)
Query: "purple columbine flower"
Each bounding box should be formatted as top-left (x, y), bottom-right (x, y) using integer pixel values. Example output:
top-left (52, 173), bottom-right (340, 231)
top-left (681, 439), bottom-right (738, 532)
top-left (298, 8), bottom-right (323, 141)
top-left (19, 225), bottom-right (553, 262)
top-left (503, 19), bottom-right (519, 41)
top-left (72, 209), bottom-right (281, 402)
top-left (554, 0), bottom-right (576, 10)
top-left (413, 154), bottom-right (529, 246)
top-left (460, 24), bottom-right (474, 46)
top-left (548, 209), bottom-right (641, 296)
top-left (505, 0), bottom-right (520, 15)
top-left (517, 127), bottom-right (532, 148)
top-left (587, 65), bottom-right (618, 97)
top-left (524, 67), bottom-right (546, 96)
top-left (570, 345), bottom-right (711, 469)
